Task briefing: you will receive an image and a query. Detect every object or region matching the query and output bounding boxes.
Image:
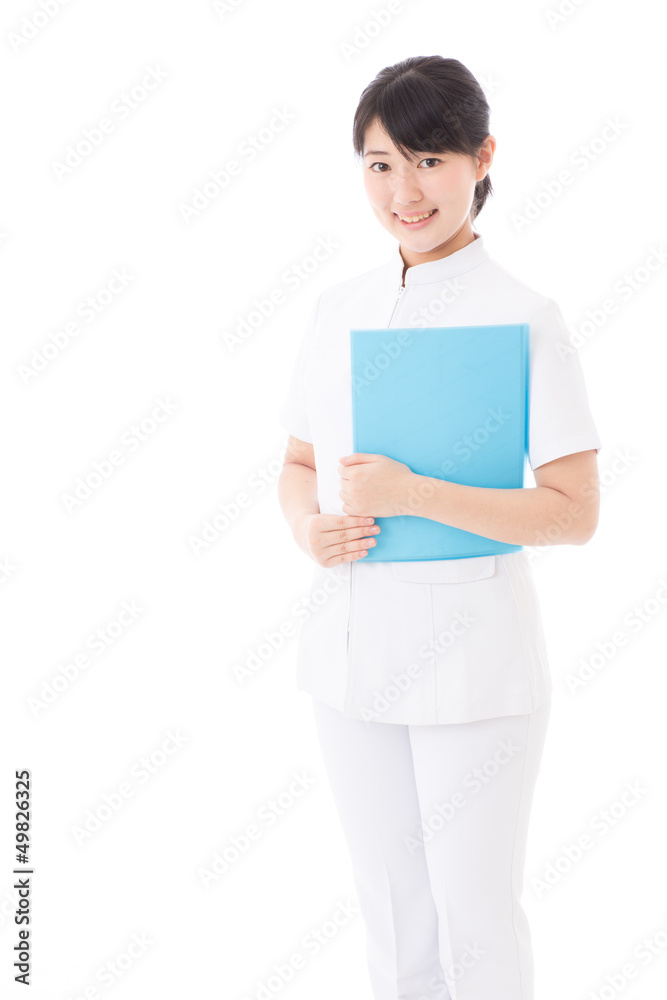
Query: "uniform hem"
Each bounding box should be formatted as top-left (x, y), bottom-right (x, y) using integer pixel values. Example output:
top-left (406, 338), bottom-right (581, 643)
top-left (300, 683), bottom-right (552, 726)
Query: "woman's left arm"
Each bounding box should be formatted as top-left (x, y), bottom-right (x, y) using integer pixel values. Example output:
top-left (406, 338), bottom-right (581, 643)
top-left (338, 449), bottom-right (600, 546)
top-left (410, 449), bottom-right (600, 546)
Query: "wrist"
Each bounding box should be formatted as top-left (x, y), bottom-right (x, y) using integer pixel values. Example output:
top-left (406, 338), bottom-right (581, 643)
top-left (293, 511), bottom-right (314, 555)
top-left (401, 473), bottom-right (440, 518)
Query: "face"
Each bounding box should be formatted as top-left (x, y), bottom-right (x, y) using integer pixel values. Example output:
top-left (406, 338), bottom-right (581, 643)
top-left (361, 117), bottom-right (495, 266)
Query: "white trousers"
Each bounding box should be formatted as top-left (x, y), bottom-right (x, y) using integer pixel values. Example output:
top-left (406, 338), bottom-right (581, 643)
top-left (310, 695), bottom-right (551, 1000)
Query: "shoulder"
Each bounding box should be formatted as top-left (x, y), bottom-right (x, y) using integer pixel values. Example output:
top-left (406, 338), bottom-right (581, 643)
top-left (483, 254), bottom-right (572, 341)
top-left (482, 254), bottom-right (556, 315)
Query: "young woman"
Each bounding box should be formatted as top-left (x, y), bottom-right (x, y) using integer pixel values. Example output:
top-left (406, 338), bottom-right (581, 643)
top-left (277, 55), bottom-right (601, 1000)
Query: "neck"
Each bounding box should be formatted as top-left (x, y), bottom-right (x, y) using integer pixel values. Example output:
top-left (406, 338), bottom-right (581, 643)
top-left (400, 219), bottom-right (477, 278)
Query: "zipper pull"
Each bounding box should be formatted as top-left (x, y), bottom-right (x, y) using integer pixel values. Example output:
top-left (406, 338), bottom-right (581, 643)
top-left (388, 283), bottom-right (405, 326)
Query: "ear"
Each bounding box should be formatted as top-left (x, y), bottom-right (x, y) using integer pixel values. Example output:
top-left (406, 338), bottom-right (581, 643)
top-left (475, 135), bottom-right (496, 180)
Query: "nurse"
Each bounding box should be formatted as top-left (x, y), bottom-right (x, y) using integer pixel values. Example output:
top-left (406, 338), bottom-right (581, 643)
top-left (277, 55), bottom-right (602, 1000)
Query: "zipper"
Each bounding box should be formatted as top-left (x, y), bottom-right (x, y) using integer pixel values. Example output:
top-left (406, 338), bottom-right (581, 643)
top-left (344, 279), bottom-right (406, 712)
top-left (344, 558), bottom-right (355, 713)
top-left (346, 561), bottom-right (354, 653)
top-left (387, 282), bottom-right (405, 327)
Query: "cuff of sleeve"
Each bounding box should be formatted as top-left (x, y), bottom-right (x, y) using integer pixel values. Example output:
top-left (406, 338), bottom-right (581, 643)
top-left (530, 435), bottom-right (602, 471)
top-left (278, 410), bottom-right (313, 444)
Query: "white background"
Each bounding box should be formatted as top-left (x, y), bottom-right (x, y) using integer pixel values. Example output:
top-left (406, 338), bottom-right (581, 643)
top-left (1, 0), bottom-right (665, 998)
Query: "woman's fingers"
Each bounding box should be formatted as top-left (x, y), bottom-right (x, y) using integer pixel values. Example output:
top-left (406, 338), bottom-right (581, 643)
top-left (305, 515), bottom-right (381, 567)
top-left (323, 515), bottom-right (381, 563)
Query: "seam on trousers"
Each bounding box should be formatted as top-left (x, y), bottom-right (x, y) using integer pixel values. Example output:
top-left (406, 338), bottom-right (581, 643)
top-left (383, 856), bottom-right (401, 999)
top-left (408, 725), bottom-right (456, 999)
top-left (509, 710), bottom-right (533, 1000)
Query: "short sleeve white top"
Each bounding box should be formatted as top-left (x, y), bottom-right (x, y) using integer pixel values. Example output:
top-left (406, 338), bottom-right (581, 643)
top-left (279, 233), bottom-right (602, 724)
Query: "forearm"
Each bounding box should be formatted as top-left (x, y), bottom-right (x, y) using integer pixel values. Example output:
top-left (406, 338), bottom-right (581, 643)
top-left (406, 475), bottom-right (590, 546)
top-left (277, 461), bottom-right (320, 550)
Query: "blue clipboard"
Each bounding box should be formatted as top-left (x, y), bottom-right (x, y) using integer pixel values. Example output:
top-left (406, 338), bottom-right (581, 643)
top-left (350, 324), bottom-right (530, 561)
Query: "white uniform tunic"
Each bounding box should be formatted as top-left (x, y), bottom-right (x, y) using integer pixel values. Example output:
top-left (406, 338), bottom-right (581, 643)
top-left (279, 233), bottom-right (602, 725)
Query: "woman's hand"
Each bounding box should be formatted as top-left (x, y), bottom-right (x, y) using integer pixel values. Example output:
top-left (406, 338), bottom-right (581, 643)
top-left (338, 453), bottom-right (418, 517)
top-left (295, 513), bottom-right (381, 567)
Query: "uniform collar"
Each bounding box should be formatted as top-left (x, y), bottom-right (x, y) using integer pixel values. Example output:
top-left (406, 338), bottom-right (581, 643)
top-left (387, 231), bottom-right (489, 285)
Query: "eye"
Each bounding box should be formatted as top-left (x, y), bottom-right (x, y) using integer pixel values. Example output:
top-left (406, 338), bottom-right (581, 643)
top-left (369, 162), bottom-right (390, 172)
top-left (418, 157), bottom-right (441, 168)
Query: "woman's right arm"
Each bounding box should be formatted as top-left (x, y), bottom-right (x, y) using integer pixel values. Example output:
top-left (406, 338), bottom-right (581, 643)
top-left (278, 435), bottom-right (320, 555)
top-left (278, 435), bottom-right (380, 566)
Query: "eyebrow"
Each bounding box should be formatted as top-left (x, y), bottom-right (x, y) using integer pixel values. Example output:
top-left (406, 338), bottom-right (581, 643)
top-left (363, 150), bottom-right (392, 157)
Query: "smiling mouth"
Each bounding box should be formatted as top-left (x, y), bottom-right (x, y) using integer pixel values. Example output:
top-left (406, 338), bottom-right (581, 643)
top-left (394, 208), bottom-right (438, 224)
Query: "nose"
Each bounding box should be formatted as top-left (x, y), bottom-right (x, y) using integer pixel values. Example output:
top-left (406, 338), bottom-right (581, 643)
top-left (392, 178), bottom-right (425, 209)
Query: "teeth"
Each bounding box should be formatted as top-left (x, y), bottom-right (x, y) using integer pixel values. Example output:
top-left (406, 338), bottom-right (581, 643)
top-left (397, 209), bottom-right (436, 223)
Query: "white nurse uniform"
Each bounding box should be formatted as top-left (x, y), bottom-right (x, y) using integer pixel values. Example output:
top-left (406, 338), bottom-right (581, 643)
top-left (279, 232), bottom-right (602, 725)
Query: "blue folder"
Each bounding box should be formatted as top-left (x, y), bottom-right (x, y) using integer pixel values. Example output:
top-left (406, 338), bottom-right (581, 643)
top-left (350, 324), bottom-right (530, 561)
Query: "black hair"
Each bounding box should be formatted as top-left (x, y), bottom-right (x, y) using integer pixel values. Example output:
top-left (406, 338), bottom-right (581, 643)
top-left (352, 55), bottom-right (493, 223)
